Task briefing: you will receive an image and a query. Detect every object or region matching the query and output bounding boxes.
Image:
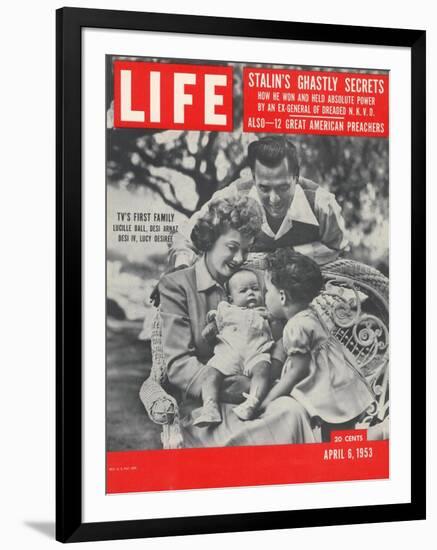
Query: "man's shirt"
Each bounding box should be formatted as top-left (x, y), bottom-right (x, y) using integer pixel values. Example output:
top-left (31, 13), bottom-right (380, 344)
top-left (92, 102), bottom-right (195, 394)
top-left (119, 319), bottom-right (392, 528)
top-left (169, 176), bottom-right (348, 267)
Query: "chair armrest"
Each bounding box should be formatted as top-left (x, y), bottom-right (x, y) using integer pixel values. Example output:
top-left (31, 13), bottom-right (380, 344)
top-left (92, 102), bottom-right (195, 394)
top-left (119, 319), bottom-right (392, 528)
top-left (139, 378), bottom-right (179, 425)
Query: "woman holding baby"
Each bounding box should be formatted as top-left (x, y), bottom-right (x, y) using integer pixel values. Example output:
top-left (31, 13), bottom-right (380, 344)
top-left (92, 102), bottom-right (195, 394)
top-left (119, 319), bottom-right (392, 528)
top-left (158, 192), bottom-right (314, 447)
top-left (157, 190), bottom-right (374, 449)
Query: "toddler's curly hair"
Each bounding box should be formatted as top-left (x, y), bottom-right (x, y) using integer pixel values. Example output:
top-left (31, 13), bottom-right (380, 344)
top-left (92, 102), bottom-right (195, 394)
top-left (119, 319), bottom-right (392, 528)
top-left (267, 248), bottom-right (324, 304)
top-left (191, 194), bottom-right (263, 252)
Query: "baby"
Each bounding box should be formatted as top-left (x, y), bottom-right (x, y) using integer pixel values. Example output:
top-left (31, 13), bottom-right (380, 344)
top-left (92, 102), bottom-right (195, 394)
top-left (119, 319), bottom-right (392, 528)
top-left (192, 268), bottom-right (274, 427)
top-left (260, 249), bottom-right (375, 427)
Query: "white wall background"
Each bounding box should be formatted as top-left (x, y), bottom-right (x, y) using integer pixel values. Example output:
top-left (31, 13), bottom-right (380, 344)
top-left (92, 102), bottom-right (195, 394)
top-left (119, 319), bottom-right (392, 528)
top-left (0, 1), bottom-right (433, 548)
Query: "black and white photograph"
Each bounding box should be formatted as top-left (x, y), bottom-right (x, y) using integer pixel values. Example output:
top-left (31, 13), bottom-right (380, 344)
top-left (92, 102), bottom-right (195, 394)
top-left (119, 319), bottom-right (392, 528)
top-left (105, 54), bottom-right (390, 495)
top-left (1, 0), bottom-right (430, 547)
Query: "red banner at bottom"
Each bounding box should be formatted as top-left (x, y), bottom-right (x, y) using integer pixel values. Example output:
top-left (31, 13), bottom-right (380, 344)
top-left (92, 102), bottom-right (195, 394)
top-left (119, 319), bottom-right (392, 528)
top-left (107, 433), bottom-right (389, 494)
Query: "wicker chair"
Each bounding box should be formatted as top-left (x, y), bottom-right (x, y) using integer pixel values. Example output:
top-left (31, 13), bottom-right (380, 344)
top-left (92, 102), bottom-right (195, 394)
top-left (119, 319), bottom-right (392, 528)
top-left (139, 256), bottom-right (389, 449)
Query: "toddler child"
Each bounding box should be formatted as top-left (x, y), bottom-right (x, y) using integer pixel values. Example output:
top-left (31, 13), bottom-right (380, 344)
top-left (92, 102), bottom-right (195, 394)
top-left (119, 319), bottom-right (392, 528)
top-left (193, 268), bottom-right (274, 426)
top-left (261, 249), bottom-right (375, 428)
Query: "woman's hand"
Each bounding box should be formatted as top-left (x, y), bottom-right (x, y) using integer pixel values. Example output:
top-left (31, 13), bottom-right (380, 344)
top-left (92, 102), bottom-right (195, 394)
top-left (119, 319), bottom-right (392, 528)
top-left (220, 375), bottom-right (251, 404)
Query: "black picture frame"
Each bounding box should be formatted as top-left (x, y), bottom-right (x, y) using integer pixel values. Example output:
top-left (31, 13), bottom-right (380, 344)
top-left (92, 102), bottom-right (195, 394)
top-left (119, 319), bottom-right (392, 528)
top-left (56, 6), bottom-right (426, 543)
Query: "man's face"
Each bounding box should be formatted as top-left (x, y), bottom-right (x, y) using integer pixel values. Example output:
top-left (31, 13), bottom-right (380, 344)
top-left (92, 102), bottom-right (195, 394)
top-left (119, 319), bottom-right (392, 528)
top-left (254, 158), bottom-right (296, 220)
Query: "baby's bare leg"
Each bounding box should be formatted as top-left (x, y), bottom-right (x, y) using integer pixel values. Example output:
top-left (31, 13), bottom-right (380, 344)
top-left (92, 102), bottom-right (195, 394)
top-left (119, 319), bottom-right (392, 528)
top-left (201, 368), bottom-right (225, 406)
top-left (248, 361), bottom-right (271, 404)
top-left (192, 368), bottom-right (225, 427)
top-left (233, 361), bottom-right (271, 421)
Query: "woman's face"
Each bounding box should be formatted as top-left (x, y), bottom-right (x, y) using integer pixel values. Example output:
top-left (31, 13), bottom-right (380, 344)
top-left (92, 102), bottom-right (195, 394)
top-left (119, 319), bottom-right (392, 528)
top-left (205, 228), bottom-right (254, 284)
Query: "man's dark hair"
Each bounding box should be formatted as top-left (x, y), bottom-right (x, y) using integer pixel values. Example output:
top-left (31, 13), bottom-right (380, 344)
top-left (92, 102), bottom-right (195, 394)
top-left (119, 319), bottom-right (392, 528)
top-left (248, 136), bottom-right (300, 178)
top-left (267, 248), bottom-right (323, 305)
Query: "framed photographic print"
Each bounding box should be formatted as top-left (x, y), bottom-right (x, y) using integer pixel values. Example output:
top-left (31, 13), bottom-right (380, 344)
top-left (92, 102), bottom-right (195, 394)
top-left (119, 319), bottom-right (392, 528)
top-left (56, 6), bottom-right (426, 543)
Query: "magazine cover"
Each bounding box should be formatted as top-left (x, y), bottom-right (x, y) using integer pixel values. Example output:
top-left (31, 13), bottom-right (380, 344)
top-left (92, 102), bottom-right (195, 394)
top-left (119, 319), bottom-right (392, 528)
top-left (105, 54), bottom-right (390, 494)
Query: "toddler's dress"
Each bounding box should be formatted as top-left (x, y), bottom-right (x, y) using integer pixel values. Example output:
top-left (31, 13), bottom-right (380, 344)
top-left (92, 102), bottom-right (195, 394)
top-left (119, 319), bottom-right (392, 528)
top-left (282, 306), bottom-right (375, 424)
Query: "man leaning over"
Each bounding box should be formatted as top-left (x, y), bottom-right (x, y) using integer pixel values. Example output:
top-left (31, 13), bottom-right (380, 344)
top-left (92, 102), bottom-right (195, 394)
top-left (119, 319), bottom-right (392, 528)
top-left (169, 135), bottom-right (348, 269)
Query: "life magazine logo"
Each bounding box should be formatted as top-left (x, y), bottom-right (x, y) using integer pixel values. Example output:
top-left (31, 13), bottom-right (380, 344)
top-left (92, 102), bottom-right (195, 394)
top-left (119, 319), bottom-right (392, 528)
top-left (114, 61), bottom-right (234, 131)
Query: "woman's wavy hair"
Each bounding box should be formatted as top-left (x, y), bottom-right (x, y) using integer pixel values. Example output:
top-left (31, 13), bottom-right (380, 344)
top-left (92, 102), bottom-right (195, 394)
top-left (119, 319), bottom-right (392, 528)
top-left (191, 194), bottom-right (263, 252)
top-left (267, 248), bottom-right (323, 305)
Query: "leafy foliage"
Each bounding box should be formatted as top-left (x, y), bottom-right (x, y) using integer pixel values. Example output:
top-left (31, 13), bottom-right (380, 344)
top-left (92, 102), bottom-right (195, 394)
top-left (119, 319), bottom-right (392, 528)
top-left (106, 60), bottom-right (388, 273)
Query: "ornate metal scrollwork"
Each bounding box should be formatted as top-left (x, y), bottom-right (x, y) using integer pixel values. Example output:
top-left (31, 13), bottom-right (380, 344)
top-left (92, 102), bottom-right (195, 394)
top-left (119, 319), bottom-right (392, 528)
top-left (323, 279), bottom-right (362, 328)
top-left (314, 276), bottom-right (389, 427)
top-left (314, 277), bottom-right (389, 370)
top-left (352, 314), bottom-right (388, 367)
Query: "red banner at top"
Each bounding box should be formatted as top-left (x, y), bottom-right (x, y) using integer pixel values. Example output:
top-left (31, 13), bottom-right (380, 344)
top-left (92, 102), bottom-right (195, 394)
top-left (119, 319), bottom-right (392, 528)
top-left (243, 68), bottom-right (389, 138)
top-left (114, 61), bottom-right (234, 131)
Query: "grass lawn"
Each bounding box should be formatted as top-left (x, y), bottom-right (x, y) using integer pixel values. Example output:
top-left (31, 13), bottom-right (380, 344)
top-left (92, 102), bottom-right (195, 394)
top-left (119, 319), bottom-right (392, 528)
top-left (106, 319), bottom-right (162, 451)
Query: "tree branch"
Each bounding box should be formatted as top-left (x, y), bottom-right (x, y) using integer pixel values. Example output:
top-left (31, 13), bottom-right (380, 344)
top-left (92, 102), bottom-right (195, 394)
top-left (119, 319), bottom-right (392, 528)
top-left (222, 157), bottom-right (249, 187)
top-left (129, 165), bottom-right (194, 218)
top-left (135, 146), bottom-right (201, 180)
